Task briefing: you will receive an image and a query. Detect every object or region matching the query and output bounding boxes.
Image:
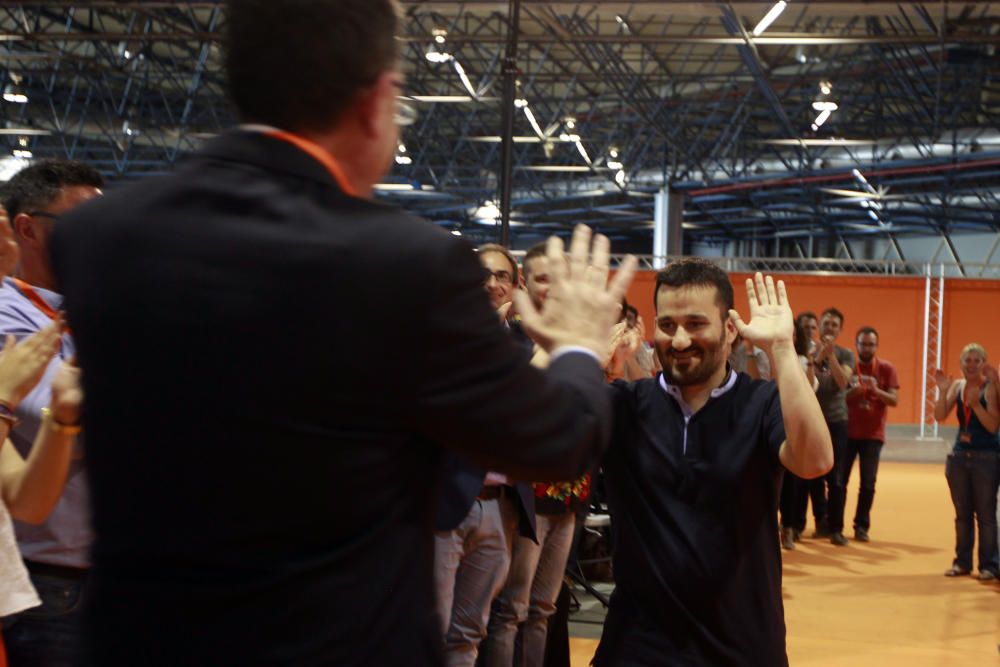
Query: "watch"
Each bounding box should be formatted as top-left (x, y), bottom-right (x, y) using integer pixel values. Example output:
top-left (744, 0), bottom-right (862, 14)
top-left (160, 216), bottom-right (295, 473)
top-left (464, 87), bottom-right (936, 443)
top-left (40, 407), bottom-right (82, 436)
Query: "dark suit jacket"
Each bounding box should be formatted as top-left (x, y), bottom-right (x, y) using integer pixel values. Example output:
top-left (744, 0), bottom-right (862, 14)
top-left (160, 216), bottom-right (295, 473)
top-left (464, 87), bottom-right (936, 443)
top-left (50, 130), bottom-right (612, 667)
top-left (434, 454), bottom-right (537, 542)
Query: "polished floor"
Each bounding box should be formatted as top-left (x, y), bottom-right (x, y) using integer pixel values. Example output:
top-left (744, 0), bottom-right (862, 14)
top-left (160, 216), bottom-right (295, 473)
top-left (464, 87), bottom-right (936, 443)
top-left (568, 461), bottom-right (1000, 666)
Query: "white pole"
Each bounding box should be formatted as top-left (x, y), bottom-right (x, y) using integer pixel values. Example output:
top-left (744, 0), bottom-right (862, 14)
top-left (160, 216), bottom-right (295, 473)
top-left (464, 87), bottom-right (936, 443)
top-left (919, 266), bottom-right (931, 438)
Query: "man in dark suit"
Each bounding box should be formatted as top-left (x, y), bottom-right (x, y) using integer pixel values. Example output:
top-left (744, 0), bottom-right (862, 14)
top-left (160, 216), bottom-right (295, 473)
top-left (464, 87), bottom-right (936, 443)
top-left (48, 2), bottom-right (635, 666)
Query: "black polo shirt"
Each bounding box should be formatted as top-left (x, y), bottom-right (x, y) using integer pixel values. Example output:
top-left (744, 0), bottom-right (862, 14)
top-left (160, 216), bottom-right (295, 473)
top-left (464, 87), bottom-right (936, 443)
top-left (594, 372), bottom-right (788, 667)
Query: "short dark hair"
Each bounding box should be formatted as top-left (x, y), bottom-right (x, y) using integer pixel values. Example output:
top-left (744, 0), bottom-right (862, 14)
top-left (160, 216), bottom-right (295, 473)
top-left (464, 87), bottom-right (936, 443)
top-left (626, 305), bottom-right (638, 318)
top-left (795, 311), bottom-right (818, 327)
top-left (225, 0), bottom-right (400, 133)
top-left (2, 160), bottom-right (104, 220)
top-left (654, 258), bottom-right (733, 319)
top-left (793, 318), bottom-right (809, 356)
top-left (521, 242), bottom-right (548, 278)
top-left (856, 326), bottom-right (878, 342)
top-left (821, 307), bottom-right (845, 326)
top-left (477, 243), bottom-right (519, 286)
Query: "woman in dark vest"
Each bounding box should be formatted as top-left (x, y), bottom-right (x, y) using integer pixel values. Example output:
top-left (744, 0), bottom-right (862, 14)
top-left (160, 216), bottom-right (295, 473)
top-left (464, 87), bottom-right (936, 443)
top-left (934, 343), bottom-right (1000, 581)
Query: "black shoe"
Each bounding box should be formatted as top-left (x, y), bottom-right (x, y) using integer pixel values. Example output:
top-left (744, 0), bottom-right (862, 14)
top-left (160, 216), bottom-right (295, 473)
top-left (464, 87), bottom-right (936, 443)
top-left (830, 532), bottom-right (849, 547)
top-left (977, 570), bottom-right (998, 582)
top-left (792, 528), bottom-right (802, 543)
top-left (811, 518), bottom-right (831, 539)
top-left (781, 527), bottom-right (795, 551)
top-left (854, 527), bottom-right (870, 542)
top-left (944, 565), bottom-right (970, 577)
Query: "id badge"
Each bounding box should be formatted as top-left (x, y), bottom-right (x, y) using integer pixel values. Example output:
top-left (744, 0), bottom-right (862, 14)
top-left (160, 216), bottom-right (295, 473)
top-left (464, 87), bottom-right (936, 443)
top-left (959, 432), bottom-right (972, 444)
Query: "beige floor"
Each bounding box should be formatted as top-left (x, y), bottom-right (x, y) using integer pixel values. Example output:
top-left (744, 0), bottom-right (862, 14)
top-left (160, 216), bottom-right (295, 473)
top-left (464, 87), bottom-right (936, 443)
top-left (570, 461), bottom-right (1000, 666)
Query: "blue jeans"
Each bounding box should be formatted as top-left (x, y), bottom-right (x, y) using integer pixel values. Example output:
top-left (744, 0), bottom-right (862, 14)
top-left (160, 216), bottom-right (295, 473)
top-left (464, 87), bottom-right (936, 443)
top-left (2, 569), bottom-right (86, 667)
top-left (843, 439), bottom-right (884, 532)
top-left (945, 451), bottom-right (1000, 574)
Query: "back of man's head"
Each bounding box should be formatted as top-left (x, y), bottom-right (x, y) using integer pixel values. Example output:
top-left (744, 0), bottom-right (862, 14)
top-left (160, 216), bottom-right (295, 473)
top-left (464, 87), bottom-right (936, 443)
top-left (226, 0), bottom-right (400, 133)
top-left (2, 160), bottom-right (104, 220)
top-left (654, 258), bottom-right (734, 320)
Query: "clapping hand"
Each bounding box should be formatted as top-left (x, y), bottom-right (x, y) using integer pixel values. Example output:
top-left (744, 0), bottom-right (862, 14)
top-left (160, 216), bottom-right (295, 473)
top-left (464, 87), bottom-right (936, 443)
top-left (728, 273), bottom-right (794, 353)
top-left (933, 369), bottom-right (953, 393)
top-left (984, 365), bottom-right (999, 385)
top-left (0, 321), bottom-right (62, 409)
top-left (49, 356), bottom-right (82, 426)
top-left (515, 225), bottom-right (638, 359)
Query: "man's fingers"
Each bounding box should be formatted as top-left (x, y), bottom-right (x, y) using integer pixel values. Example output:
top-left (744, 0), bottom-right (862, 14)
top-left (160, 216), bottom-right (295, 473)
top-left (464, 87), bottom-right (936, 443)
top-left (586, 233), bottom-right (611, 289)
top-left (496, 301), bottom-right (513, 323)
top-left (512, 291), bottom-right (542, 338)
top-left (567, 224), bottom-right (591, 280)
top-left (776, 280), bottom-right (788, 307)
top-left (606, 255), bottom-right (638, 303)
top-left (745, 278), bottom-right (759, 309)
top-left (765, 275), bottom-right (778, 305)
top-left (545, 235), bottom-right (567, 285)
top-left (754, 273), bottom-right (768, 306)
top-left (729, 310), bottom-right (749, 337)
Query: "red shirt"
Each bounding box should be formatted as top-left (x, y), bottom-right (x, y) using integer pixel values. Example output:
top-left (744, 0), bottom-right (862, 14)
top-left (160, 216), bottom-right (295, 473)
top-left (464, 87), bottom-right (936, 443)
top-left (847, 358), bottom-right (900, 442)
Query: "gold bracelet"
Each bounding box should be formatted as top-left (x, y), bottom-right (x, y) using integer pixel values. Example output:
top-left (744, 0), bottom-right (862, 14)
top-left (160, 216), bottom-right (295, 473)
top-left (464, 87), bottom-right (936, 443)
top-left (40, 407), bottom-right (82, 436)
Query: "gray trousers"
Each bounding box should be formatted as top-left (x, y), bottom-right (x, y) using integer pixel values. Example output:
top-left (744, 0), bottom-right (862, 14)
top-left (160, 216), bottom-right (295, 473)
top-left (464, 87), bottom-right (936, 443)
top-left (434, 496), bottom-right (517, 667)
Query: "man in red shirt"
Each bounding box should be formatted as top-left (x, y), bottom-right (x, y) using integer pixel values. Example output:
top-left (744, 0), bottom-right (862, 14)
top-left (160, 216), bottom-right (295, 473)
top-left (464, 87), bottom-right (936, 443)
top-left (842, 326), bottom-right (900, 542)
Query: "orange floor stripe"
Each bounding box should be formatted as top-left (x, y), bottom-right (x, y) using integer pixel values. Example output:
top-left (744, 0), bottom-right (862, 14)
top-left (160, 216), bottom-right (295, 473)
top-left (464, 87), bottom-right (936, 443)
top-left (570, 461), bottom-right (1000, 666)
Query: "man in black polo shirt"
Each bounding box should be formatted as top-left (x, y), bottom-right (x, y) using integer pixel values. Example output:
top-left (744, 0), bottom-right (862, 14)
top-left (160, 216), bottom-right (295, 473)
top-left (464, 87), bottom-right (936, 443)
top-left (593, 260), bottom-right (833, 666)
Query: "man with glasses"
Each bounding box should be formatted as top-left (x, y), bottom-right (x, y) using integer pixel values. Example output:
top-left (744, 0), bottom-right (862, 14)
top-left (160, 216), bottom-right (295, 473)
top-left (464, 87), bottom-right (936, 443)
top-left (432, 243), bottom-right (537, 667)
top-left (48, 2), bottom-right (635, 666)
top-left (0, 159), bottom-right (102, 667)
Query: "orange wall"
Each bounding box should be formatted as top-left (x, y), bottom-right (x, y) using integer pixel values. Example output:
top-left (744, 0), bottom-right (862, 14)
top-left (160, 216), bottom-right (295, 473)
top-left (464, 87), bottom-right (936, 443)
top-left (622, 271), bottom-right (1000, 426)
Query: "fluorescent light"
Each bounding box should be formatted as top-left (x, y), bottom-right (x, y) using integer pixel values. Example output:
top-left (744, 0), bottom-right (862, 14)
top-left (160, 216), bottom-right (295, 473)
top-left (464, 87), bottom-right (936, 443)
top-left (752, 1), bottom-right (787, 37)
top-left (398, 143), bottom-right (406, 153)
top-left (374, 184), bottom-right (414, 191)
top-left (820, 81), bottom-right (833, 95)
top-left (558, 133), bottom-right (581, 143)
top-left (451, 230), bottom-right (462, 236)
top-left (867, 210), bottom-right (880, 222)
top-left (521, 165), bottom-right (600, 172)
top-left (609, 149), bottom-right (619, 159)
top-left (852, 168), bottom-right (869, 185)
top-left (575, 141), bottom-right (592, 165)
top-left (395, 155), bottom-right (412, 165)
top-left (425, 48), bottom-right (452, 64)
top-left (810, 124), bottom-right (819, 131)
top-left (522, 106), bottom-right (545, 139)
top-left (813, 109), bottom-right (832, 127)
top-left (812, 101), bottom-right (838, 111)
top-left (452, 59), bottom-right (477, 98)
top-left (615, 170), bottom-right (626, 186)
top-left (463, 136), bottom-right (542, 143)
top-left (514, 98), bottom-right (528, 109)
top-left (607, 160), bottom-right (624, 170)
top-left (404, 95), bottom-right (493, 103)
top-left (565, 118), bottom-right (576, 130)
top-left (11, 149), bottom-right (31, 159)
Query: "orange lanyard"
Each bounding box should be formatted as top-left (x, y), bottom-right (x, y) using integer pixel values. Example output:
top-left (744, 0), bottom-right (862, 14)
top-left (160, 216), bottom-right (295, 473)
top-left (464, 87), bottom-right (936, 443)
top-left (957, 381), bottom-right (982, 431)
top-left (11, 278), bottom-right (69, 335)
top-left (856, 357), bottom-right (879, 388)
top-left (262, 130), bottom-right (358, 198)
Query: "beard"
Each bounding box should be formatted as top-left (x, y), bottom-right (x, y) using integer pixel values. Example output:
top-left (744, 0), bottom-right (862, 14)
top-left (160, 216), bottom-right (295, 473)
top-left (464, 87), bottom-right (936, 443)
top-left (658, 330), bottom-right (729, 387)
top-left (859, 351), bottom-right (875, 363)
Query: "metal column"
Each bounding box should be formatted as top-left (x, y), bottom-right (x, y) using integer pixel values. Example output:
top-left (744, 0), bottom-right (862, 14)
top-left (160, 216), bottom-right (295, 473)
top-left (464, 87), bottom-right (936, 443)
top-left (653, 186), bottom-right (684, 269)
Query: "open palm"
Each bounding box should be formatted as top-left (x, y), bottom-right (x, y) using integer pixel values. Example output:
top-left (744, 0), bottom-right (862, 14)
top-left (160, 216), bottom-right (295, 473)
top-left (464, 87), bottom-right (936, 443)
top-left (729, 273), bottom-right (794, 350)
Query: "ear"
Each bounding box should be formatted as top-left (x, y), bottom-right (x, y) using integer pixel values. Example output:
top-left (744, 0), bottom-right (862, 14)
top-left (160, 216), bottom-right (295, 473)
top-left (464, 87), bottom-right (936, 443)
top-left (724, 313), bottom-right (739, 346)
top-left (12, 213), bottom-right (38, 247)
top-left (356, 73), bottom-right (395, 140)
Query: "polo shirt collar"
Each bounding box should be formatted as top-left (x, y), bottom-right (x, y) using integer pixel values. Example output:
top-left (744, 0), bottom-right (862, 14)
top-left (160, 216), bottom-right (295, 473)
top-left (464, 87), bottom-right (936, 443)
top-left (659, 365), bottom-right (738, 418)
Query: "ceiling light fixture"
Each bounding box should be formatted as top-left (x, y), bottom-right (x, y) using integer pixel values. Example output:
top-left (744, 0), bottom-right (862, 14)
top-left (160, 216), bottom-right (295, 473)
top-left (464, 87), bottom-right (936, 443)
top-left (752, 1), bottom-right (788, 37)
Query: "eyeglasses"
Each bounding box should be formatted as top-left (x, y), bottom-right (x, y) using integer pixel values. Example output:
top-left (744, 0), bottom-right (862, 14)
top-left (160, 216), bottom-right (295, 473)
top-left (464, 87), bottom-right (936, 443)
top-left (483, 270), bottom-right (513, 287)
top-left (389, 79), bottom-right (418, 127)
top-left (26, 211), bottom-right (60, 222)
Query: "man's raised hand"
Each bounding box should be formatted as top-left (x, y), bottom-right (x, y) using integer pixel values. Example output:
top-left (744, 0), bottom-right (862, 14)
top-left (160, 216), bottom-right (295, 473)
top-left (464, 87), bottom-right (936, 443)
top-left (728, 273), bottom-right (794, 352)
top-left (514, 225), bottom-right (638, 360)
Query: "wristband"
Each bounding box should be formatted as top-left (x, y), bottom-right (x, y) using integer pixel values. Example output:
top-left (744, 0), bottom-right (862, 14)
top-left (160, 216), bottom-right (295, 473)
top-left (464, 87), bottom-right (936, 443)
top-left (40, 407), bottom-right (82, 436)
top-left (0, 400), bottom-right (18, 428)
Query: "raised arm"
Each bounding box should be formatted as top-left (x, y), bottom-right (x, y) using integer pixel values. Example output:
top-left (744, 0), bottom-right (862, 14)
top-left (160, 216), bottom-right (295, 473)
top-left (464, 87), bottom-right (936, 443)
top-left (730, 274), bottom-right (833, 479)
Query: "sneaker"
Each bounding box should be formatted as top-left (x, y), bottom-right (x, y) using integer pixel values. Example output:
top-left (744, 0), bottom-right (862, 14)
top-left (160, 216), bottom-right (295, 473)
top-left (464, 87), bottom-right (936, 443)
top-left (830, 532), bottom-right (849, 547)
top-left (792, 528), bottom-right (802, 543)
top-left (944, 565), bottom-right (971, 577)
top-left (854, 527), bottom-right (870, 543)
top-left (781, 527), bottom-right (795, 551)
top-left (978, 570), bottom-right (998, 582)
